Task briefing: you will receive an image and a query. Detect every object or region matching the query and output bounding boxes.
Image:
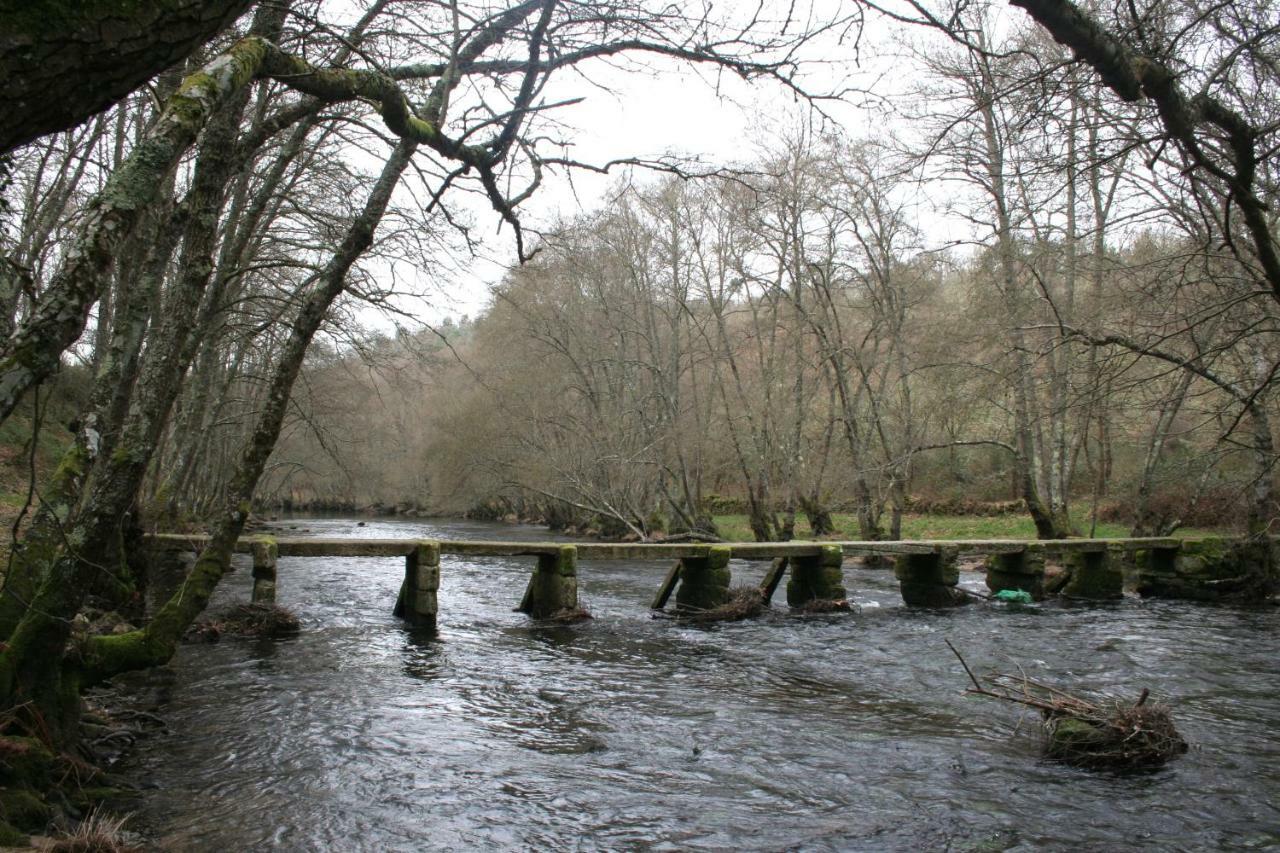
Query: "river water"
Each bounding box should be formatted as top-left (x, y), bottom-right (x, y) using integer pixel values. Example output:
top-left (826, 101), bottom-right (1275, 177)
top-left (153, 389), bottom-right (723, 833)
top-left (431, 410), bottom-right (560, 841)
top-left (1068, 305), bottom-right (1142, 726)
top-left (119, 517), bottom-right (1280, 851)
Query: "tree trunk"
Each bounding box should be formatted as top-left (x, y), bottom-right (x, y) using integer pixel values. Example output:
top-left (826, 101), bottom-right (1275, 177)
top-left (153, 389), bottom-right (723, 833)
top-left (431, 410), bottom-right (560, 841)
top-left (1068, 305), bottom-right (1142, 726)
top-left (85, 139), bottom-right (416, 684)
top-left (1130, 373), bottom-right (1193, 536)
top-left (974, 43), bottom-right (1073, 541)
top-left (0, 0), bottom-right (256, 153)
top-left (0, 11), bottom-right (282, 741)
top-left (0, 37), bottom-right (273, 427)
top-left (799, 493), bottom-right (835, 536)
top-left (1244, 407), bottom-right (1275, 537)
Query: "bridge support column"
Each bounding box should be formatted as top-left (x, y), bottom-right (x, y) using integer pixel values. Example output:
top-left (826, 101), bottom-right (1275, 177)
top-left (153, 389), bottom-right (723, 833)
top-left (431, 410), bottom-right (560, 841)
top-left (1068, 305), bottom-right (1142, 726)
top-left (394, 541), bottom-right (440, 630)
top-left (984, 547), bottom-right (1045, 600)
top-left (1133, 546), bottom-right (1180, 598)
top-left (675, 545), bottom-right (731, 613)
top-left (518, 545), bottom-right (578, 618)
top-left (1134, 539), bottom-right (1274, 601)
top-left (895, 548), bottom-right (968, 607)
top-left (251, 538), bottom-right (278, 604)
top-left (787, 545), bottom-right (846, 607)
top-left (1061, 548), bottom-right (1123, 600)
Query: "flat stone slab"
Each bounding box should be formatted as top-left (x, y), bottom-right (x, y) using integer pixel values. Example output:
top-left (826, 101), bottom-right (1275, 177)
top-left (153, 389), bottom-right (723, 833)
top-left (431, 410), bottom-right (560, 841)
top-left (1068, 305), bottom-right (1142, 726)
top-left (147, 535), bottom-right (828, 561)
top-left (145, 533), bottom-right (1240, 562)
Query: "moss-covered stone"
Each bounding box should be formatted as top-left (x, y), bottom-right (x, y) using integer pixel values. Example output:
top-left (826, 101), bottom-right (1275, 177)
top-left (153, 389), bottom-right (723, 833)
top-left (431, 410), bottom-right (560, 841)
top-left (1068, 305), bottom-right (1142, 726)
top-left (895, 549), bottom-right (968, 608)
top-left (0, 786), bottom-right (51, 831)
top-left (68, 785), bottom-right (130, 812)
top-left (984, 548), bottom-right (1046, 600)
top-left (0, 738), bottom-right (56, 789)
top-left (1043, 563), bottom-right (1070, 595)
top-left (786, 545), bottom-right (847, 607)
top-left (0, 818), bottom-right (25, 847)
top-left (250, 537), bottom-right (278, 604)
top-left (395, 541), bottom-right (441, 630)
top-left (1044, 716), bottom-right (1110, 759)
top-left (1060, 549), bottom-right (1123, 600)
top-left (1135, 538), bottom-right (1275, 601)
top-left (519, 545), bottom-right (578, 619)
top-left (675, 546), bottom-right (732, 614)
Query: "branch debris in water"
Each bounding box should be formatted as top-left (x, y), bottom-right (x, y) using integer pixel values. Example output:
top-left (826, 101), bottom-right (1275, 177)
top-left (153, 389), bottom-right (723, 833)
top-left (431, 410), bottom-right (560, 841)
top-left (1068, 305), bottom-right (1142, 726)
top-left (682, 586), bottom-right (766, 623)
top-left (945, 639), bottom-right (1188, 770)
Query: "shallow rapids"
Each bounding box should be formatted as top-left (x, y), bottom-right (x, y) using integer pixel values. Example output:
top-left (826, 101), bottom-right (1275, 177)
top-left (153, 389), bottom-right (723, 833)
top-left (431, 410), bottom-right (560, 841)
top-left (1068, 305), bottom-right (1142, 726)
top-left (119, 518), bottom-right (1280, 851)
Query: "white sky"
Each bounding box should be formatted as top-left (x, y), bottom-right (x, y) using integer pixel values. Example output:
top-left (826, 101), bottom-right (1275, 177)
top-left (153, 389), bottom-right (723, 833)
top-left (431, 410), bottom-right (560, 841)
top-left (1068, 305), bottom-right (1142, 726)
top-left (373, 3), bottom-right (915, 331)
top-left (361, 0), bottom-right (1039, 334)
top-left (393, 69), bottom-right (774, 326)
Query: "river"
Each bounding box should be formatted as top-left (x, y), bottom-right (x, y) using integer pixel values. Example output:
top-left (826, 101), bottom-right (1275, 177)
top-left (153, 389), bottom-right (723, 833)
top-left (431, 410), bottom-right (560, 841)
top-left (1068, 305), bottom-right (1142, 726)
top-left (118, 517), bottom-right (1280, 851)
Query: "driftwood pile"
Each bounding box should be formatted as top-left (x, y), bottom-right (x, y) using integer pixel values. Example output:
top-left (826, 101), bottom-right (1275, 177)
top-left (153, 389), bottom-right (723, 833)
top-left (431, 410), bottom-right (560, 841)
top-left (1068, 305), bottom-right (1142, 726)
top-left (947, 640), bottom-right (1187, 770)
top-left (185, 603), bottom-right (301, 642)
top-left (794, 598), bottom-right (854, 614)
top-left (683, 586), bottom-right (766, 623)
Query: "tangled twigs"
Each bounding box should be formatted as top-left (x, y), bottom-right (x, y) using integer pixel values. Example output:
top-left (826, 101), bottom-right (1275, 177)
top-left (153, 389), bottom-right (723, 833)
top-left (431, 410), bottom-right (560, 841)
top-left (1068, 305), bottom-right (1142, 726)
top-left (945, 639), bottom-right (1188, 770)
top-left (682, 587), bottom-right (766, 623)
top-left (185, 603), bottom-right (300, 642)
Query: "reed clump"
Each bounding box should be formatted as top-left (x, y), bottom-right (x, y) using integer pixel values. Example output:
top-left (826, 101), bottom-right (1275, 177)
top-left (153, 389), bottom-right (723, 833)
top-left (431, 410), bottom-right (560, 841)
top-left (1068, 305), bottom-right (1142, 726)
top-left (45, 810), bottom-right (142, 853)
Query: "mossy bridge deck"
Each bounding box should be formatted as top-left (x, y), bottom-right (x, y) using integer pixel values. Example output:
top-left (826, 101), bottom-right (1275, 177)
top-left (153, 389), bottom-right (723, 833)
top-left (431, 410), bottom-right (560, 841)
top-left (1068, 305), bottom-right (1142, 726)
top-left (147, 533), bottom-right (1267, 631)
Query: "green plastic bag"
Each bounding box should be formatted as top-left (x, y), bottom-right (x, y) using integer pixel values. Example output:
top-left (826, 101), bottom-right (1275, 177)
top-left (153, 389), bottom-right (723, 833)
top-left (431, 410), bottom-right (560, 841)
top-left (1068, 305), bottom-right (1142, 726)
top-left (993, 588), bottom-right (1034, 604)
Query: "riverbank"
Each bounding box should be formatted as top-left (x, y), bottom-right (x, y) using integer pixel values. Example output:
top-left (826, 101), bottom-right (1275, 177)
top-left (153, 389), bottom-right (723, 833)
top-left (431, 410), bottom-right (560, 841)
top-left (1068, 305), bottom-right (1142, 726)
top-left (708, 512), bottom-right (1224, 542)
top-left (254, 508), bottom-right (1228, 547)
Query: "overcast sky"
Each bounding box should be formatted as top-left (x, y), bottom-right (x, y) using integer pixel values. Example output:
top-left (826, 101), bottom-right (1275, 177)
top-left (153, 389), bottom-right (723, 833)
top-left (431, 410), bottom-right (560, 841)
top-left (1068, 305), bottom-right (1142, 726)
top-left (361, 0), bottom-right (1025, 333)
top-left (367, 1), bottom-right (912, 331)
top-left (397, 66), bottom-right (781, 325)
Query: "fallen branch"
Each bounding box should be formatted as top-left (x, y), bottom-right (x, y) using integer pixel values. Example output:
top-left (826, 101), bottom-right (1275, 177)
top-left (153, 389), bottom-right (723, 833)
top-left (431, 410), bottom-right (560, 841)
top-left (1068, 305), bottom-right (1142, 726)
top-left (946, 640), bottom-right (1187, 770)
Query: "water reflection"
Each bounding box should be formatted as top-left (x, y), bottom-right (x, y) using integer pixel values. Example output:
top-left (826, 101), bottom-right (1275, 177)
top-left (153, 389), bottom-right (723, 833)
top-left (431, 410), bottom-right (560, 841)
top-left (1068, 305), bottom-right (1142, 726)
top-left (119, 517), bottom-right (1280, 851)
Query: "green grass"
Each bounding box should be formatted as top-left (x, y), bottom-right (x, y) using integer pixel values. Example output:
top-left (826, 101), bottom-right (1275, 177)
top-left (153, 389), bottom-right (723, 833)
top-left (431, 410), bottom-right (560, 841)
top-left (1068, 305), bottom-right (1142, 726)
top-left (709, 512), bottom-right (1223, 542)
top-left (0, 397), bottom-right (78, 545)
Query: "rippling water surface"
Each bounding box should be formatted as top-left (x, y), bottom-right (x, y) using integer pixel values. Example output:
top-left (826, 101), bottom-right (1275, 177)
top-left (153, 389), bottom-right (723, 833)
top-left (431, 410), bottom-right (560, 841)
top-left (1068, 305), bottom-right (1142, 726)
top-left (121, 518), bottom-right (1280, 851)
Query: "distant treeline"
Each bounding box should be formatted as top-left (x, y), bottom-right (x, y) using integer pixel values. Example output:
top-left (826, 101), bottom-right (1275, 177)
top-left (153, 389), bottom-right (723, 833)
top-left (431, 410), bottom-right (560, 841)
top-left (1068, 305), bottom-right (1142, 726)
top-left (264, 159), bottom-right (1276, 540)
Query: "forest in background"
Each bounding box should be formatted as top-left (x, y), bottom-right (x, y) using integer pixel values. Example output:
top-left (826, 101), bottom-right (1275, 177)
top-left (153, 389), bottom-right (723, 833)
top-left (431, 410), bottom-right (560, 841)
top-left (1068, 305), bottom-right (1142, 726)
top-left (259, 24), bottom-right (1280, 542)
top-left (265, 170), bottom-right (1272, 540)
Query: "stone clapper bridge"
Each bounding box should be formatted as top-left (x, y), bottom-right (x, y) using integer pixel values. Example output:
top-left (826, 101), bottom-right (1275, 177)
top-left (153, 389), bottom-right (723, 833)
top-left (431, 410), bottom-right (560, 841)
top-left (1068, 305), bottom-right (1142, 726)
top-left (146, 533), bottom-right (1268, 630)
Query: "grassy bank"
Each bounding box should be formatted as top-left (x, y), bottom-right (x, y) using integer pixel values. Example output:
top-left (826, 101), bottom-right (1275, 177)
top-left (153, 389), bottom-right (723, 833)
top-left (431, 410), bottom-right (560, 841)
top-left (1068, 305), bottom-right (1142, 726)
top-left (709, 512), bottom-right (1223, 542)
top-left (0, 376), bottom-right (87, 560)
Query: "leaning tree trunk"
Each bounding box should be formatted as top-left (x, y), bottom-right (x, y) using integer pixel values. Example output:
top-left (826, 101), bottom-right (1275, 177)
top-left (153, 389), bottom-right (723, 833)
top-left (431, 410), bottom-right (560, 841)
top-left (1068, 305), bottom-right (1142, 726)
top-left (0, 429), bottom-right (95, 640)
top-left (0, 12), bottom-right (280, 742)
top-left (83, 139), bottom-right (416, 686)
top-left (0, 0), bottom-right (255, 153)
top-left (0, 37), bottom-right (276, 428)
top-left (0, 17), bottom-right (477, 426)
top-left (0, 206), bottom-right (178, 639)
